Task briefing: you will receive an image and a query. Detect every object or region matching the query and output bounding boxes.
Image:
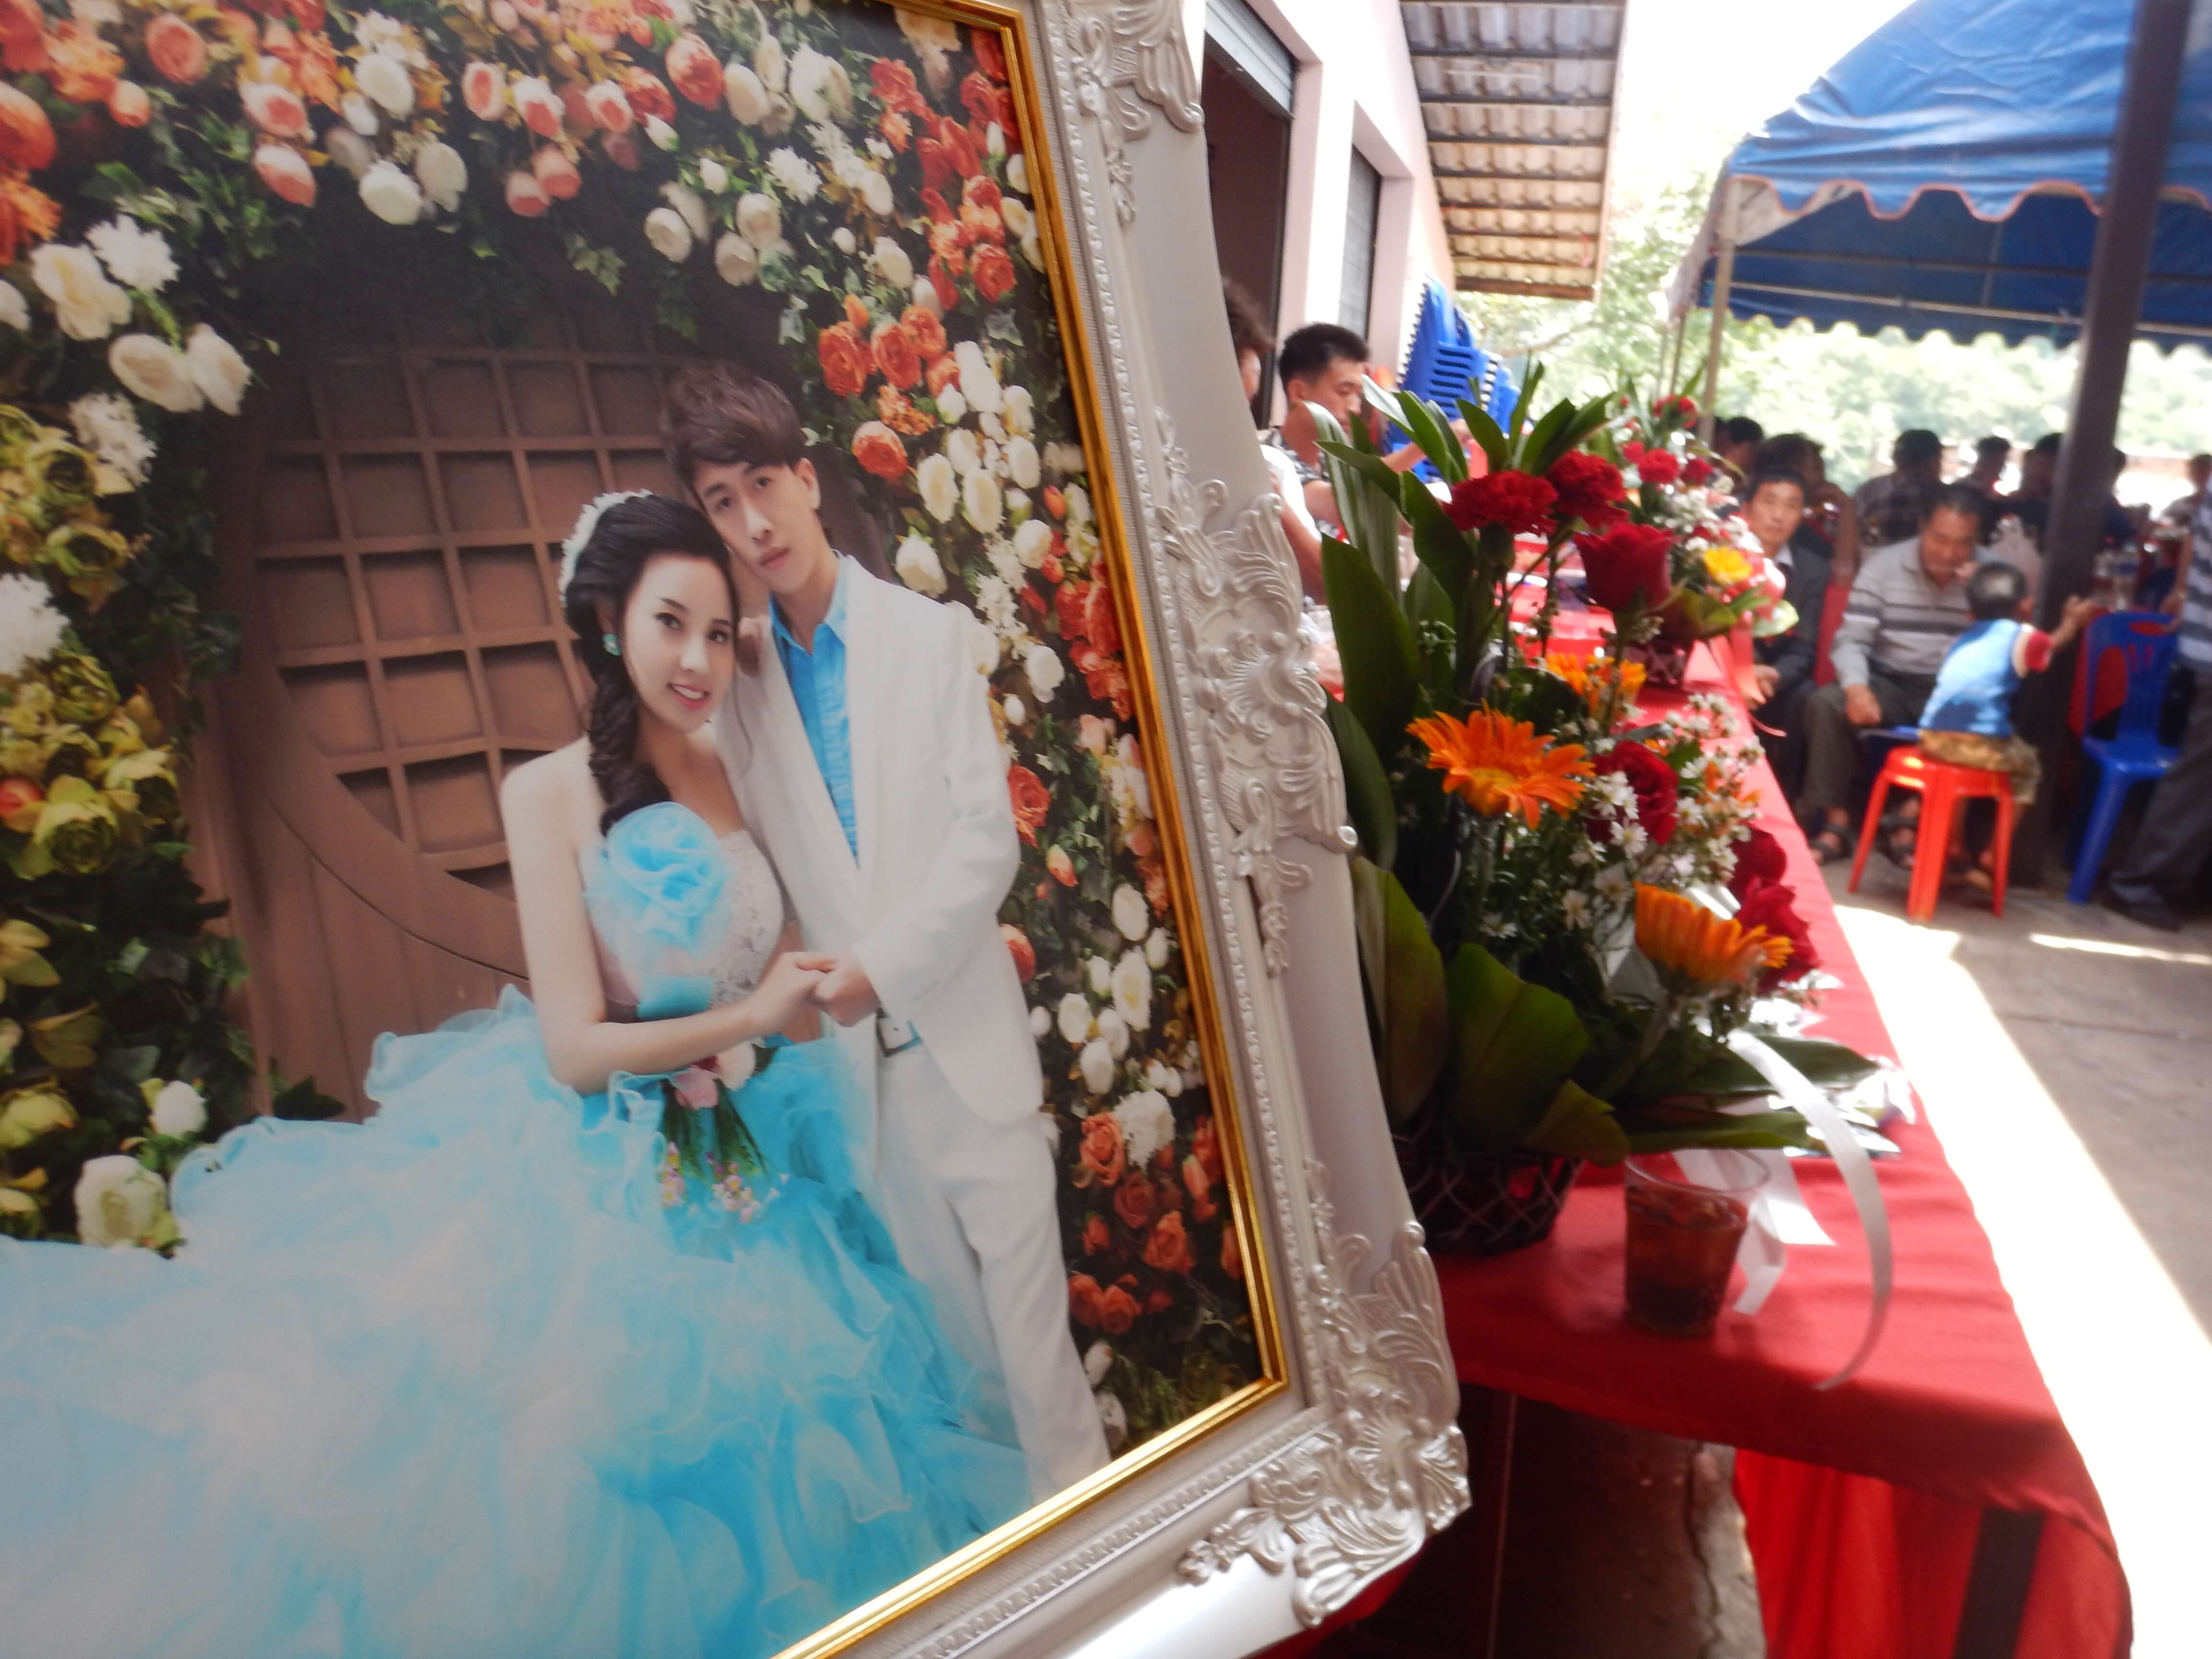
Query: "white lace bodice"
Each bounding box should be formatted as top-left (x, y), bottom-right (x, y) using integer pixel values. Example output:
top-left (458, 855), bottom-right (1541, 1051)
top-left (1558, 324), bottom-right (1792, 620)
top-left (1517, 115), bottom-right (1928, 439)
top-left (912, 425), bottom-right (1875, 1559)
top-left (704, 830), bottom-right (788, 1006)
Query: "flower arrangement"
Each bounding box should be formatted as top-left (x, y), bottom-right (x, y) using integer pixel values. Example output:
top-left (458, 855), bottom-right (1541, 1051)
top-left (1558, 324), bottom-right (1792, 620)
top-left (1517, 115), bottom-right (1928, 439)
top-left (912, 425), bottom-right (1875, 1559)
top-left (0, 0), bottom-right (1249, 1451)
top-left (1317, 369), bottom-right (1867, 1249)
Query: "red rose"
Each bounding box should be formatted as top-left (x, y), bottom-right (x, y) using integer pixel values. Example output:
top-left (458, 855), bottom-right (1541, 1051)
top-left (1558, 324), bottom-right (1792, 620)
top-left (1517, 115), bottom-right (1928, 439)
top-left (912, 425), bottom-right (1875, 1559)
top-left (1068, 1272), bottom-right (1105, 1326)
top-left (1636, 447), bottom-right (1682, 487)
top-left (918, 134), bottom-right (957, 194)
top-left (1221, 1226), bottom-right (1243, 1280)
top-left (972, 241), bottom-right (1016, 302)
top-left (0, 0), bottom-right (45, 73)
top-left (961, 199), bottom-right (1007, 247)
top-left (817, 323), bottom-right (870, 399)
top-left (902, 305), bottom-right (948, 360)
top-left (972, 29), bottom-right (1008, 82)
top-left (623, 68), bottom-right (675, 123)
top-left (1072, 641), bottom-right (1133, 718)
top-left (1098, 1283), bottom-right (1138, 1334)
top-left (1081, 1213), bottom-right (1110, 1256)
top-left (938, 116), bottom-right (979, 178)
top-left (1728, 826), bottom-right (1790, 897)
top-left (1654, 393), bottom-right (1699, 423)
top-left (878, 108), bottom-right (912, 150)
top-left (1181, 1154), bottom-right (1216, 1222)
top-left (1588, 740), bottom-right (1680, 846)
top-left (1545, 451), bottom-right (1626, 532)
top-left (924, 352), bottom-right (961, 399)
top-left (1000, 923), bottom-right (1035, 981)
top-left (1112, 1169), bottom-right (1156, 1230)
top-left (1007, 763), bottom-right (1048, 845)
top-left (961, 69), bottom-right (999, 125)
top-left (1078, 1111), bottom-right (1124, 1187)
top-left (869, 56), bottom-right (927, 116)
top-left (966, 176), bottom-right (1003, 216)
top-left (1190, 1115), bottom-right (1223, 1184)
top-left (1444, 469), bottom-right (1558, 536)
top-left (0, 83), bottom-right (54, 171)
top-left (850, 422), bottom-right (906, 481)
top-left (664, 32), bottom-right (721, 106)
top-left (1683, 456), bottom-right (1716, 486)
top-left (1575, 523), bottom-right (1675, 614)
top-left (1044, 485), bottom-right (1066, 519)
top-left (1143, 1211), bottom-right (1196, 1275)
top-left (1733, 881), bottom-right (1818, 989)
top-left (870, 322), bottom-right (922, 390)
top-left (928, 252), bottom-right (966, 306)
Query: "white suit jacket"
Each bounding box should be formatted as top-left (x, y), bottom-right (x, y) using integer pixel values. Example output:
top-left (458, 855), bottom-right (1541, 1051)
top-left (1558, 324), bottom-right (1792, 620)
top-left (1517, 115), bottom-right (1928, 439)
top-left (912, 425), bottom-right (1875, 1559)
top-left (715, 563), bottom-right (1045, 1130)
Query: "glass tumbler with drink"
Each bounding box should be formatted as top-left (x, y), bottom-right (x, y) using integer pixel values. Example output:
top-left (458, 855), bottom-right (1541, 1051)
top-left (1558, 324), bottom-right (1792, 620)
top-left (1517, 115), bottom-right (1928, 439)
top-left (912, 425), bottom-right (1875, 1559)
top-left (1623, 1151), bottom-right (1767, 1337)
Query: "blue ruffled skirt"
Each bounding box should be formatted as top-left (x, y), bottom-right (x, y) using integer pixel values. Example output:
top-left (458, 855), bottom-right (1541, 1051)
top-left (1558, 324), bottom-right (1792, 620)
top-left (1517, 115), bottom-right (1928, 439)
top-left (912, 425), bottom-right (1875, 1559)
top-left (0, 989), bottom-right (1028, 1659)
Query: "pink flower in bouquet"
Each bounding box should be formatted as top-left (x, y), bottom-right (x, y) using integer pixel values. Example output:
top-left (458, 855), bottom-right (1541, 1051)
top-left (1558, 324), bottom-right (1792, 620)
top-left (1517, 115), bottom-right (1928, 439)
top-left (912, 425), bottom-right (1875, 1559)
top-left (672, 1067), bottom-right (718, 1109)
top-left (1444, 469), bottom-right (1557, 536)
top-left (1733, 880), bottom-right (1818, 988)
top-left (1589, 740), bottom-right (1680, 845)
top-left (1575, 523), bottom-right (1675, 613)
top-left (1545, 451), bottom-right (1627, 531)
top-left (1636, 448), bottom-right (1682, 487)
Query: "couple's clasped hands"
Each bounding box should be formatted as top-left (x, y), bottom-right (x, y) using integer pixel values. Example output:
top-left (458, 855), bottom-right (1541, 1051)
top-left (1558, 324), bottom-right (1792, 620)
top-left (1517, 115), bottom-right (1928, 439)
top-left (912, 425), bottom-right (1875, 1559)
top-left (756, 950), bottom-right (878, 1028)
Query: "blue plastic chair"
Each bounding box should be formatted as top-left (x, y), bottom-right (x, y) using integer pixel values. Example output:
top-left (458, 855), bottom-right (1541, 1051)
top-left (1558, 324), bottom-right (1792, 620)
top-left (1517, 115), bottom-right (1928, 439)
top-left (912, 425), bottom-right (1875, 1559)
top-left (2067, 610), bottom-right (2180, 903)
top-left (1394, 281), bottom-right (1518, 480)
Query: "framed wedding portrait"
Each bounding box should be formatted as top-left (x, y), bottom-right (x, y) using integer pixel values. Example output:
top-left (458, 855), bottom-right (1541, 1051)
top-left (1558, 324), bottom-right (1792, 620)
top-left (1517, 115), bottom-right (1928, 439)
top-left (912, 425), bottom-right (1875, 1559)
top-left (0, 0), bottom-right (1462, 1655)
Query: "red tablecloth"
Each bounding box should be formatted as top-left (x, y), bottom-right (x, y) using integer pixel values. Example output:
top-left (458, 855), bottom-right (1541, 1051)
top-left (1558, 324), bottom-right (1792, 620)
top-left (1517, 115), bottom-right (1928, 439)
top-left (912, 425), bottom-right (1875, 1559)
top-left (1435, 638), bottom-right (2132, 1658)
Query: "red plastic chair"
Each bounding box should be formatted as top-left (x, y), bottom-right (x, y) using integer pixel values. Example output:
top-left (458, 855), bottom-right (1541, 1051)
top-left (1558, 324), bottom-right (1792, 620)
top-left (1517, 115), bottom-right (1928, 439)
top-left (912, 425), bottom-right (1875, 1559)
top-left (1846, 746), bottom-right (2016, 924)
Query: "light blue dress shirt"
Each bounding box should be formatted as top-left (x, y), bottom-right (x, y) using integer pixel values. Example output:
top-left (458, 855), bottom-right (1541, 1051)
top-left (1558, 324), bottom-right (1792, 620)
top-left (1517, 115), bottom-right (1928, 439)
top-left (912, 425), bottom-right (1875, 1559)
top-left (771, 556), bottom-right (857, 859)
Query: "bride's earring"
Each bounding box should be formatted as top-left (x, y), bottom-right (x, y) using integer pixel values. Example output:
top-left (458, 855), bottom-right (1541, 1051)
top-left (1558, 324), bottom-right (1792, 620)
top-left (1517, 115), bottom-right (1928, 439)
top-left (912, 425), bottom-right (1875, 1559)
top-left (602, 632), bottom-right (621, 657)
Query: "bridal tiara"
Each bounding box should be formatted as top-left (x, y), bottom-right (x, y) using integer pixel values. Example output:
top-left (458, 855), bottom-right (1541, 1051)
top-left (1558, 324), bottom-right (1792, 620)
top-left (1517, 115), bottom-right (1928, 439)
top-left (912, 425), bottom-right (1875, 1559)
top-left (557, 490), bottom-right (657, 603)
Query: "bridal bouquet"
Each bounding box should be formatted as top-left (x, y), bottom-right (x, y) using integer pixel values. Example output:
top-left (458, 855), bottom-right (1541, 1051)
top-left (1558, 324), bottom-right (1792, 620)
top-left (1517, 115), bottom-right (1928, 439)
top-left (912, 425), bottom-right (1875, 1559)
top-left (1317, 370), bottom-right (1867, 1252)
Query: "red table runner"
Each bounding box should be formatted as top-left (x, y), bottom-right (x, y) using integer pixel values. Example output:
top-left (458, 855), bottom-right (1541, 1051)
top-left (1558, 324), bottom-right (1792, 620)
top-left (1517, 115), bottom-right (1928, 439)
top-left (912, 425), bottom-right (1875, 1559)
top-left (1433, 636), bottom-right (2131, 1658)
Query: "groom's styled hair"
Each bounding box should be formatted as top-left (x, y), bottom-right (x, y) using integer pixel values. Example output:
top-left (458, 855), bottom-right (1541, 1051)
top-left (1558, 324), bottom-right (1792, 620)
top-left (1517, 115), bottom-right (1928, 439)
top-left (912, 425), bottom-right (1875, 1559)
top-left (660, 361), bottom-right (807, 486)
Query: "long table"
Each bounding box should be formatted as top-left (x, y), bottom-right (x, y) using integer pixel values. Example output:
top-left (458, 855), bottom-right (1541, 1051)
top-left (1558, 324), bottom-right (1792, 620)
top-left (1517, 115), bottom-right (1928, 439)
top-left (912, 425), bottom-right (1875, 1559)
top-left (1432, 640), bottom-right (2131, 1658)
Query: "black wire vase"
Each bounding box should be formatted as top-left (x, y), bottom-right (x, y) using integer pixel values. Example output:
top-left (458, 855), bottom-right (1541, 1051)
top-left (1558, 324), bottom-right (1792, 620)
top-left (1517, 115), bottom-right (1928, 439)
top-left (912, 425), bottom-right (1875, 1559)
top-left (1392, 1097), bottom-right (1583, 1256)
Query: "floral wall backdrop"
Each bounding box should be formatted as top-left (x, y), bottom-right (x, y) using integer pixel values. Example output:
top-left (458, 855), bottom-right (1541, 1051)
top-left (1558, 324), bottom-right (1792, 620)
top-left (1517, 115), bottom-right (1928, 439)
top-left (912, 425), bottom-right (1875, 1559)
top-left (0, 0), bottom-right (1258, 1453)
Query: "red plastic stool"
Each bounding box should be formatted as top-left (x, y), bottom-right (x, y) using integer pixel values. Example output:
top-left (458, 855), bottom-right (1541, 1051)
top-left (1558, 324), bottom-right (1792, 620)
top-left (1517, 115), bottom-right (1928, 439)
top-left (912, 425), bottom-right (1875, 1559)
top-left (1847, 745), bottom-right (2016, 924)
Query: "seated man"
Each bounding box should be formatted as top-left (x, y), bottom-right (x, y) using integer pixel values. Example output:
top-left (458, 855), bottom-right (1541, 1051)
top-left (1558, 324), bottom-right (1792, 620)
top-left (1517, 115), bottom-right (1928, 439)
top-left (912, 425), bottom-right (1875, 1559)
top-left (1740, 469), bottom-right (1828, 797)
top-left (1263, 322), bottom-right (1461, 536)
top-left (1795, 485), bottom-right (1984, 862)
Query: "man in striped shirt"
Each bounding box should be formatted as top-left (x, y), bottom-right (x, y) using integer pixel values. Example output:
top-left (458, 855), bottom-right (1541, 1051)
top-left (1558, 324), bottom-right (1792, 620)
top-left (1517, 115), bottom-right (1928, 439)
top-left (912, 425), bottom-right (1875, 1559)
top-left (1796, 486), bottom-right (1986, 860)
top-left (2104, 495), bottom-right (2212, 930)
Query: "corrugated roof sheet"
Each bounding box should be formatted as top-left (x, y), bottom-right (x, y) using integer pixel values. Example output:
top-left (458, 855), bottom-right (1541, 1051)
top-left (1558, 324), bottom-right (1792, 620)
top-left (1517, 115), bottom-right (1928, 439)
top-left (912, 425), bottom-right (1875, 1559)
top-left (1400, 1), bottom-right (1625, 298)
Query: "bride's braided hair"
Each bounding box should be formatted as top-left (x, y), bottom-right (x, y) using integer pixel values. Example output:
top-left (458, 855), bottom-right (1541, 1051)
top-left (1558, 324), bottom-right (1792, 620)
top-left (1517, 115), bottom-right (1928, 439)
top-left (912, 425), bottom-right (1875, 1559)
top-left (559, 494), bottom-right (737, 832)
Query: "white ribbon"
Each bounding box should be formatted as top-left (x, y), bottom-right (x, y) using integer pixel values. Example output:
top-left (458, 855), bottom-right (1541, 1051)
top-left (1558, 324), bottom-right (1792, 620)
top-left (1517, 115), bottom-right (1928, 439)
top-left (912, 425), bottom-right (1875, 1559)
top-left (1726, 1028), bottom-right (1893, 1388)
top-left (1678, 1143), bottom-right (1831, 1318)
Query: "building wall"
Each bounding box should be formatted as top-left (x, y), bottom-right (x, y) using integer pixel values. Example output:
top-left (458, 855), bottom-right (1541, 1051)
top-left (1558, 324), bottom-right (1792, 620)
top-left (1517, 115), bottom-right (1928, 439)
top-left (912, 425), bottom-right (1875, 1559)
top-left (1183, 0), bottom-right (1454, 399)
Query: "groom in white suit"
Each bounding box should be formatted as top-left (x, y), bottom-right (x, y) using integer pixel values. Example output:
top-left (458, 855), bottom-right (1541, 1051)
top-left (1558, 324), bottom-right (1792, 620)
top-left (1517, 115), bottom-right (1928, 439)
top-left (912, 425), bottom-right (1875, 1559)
top-left (666, 364), bottom-right (1109, 1500)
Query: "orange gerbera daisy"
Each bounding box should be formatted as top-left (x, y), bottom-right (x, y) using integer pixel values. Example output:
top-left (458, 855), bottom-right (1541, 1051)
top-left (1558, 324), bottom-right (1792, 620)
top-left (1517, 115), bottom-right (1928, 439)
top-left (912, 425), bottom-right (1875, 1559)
top-left (1543, 650), bottom-right (1647, 716)
top-left (1634, 885), bottom-right (1792, 987)
top-left (1406, 709), bottom-right (1591, 827)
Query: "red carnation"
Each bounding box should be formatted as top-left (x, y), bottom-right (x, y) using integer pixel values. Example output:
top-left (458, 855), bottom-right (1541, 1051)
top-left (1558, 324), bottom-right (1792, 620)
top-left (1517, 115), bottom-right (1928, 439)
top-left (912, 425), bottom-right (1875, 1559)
top-left (1683, 456), bottom-right (1716, 486)
top-left (1588, 740), bottom-right (1679, 845)
top-left (1636, 448), bottom-right (1682, 487)
top-left (1444, 469), bottom-right (1557, 536)
top-left (1728, 826), bottom-right (1790, 897)
top-left (1575, 523), bottom-right (1676, 613)
top-left (1733, 880), bottom-right (1819, 988)
top-left (1545, 451), bottom-right (1627, 531)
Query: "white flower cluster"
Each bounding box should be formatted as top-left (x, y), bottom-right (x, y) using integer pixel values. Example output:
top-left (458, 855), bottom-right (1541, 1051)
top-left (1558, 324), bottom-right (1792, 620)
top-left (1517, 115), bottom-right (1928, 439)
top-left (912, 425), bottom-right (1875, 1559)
top-left (0, 573), bottom-right (70, 679)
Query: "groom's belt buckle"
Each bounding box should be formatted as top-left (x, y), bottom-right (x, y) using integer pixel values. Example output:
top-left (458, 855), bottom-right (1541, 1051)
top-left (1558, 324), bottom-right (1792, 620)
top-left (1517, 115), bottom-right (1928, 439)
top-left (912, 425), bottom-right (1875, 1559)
top-left (876, 1013), bottom-right (923, 1057)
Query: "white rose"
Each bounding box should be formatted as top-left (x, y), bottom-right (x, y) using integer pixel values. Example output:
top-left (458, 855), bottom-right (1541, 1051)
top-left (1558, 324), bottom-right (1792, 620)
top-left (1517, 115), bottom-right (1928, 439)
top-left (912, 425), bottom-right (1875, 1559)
top-left (1086, 954), bottom-right (1112, 996)
top-left (1001, 694), bottom-right (1025, 726)
top-left (753, 31), bottom-right (786, 92)
top-left (661, 182), bottom-right (709, 240)
top-left (1029, 1003), bottom-right (1052, 1039)
top-left (935, 384), bottom-right (967, 424)
top-left (1024, 640), bottom-right (1065, 704)
top-left (871, 235), bottom-right (913, 289)
top-left (965, 612), bottom-right (1001, 673)
top-left (1112, 948), bottom-right (1153, 1032)
top-left (1021, 226), bottom-right (1043, 269)
top-left (645, 115), bottom-right (677, 150)
top-left (1057, 990), bottom-right (1091, 1046)
top-left (1008, 154), bottom-right (1030, 194)
top-left (341, 91), bottom-right (380, 136)
top-left (72, 1155), bottom-right (168, 1249)
top-left (892, 533), bottom-right (946, 596)
top-left (706, 234), bottom-right (754, 289)
top-left (184, 325), bottom-right (251, 416)
top-left (1083, 1340), bottom-right (1114, 1387)
top-left (414, 141), bottom-right (467, 212)
top-left (962, 468), bottom-right (1003, 534)
top-left (1005, 435), bottom-right (1041, 490)
top-left (954, 339), bottom-right (1003, 414)
top-left (86, 217), bottom-right (176, 292)
top-left (859, 169), bottom-right (893, 217)
top-left (1002, 382), bottom-right (1034, 436)
top-left (1001, 197), bottom-right (1034, 241)
top-left (358, 159), bottom-right (423, 225)
top-left (916, 452), bottom-right (959, 523)
top-left (31, 244), bottom-right (131, 342)
top-left (830, 225), bottom-right (856, 254)
top-left (356, 51), bottom-right (415, 118)
top-left (1078, 1038), bottom-right (1115, 1095)
top-left (150, 1079), bottom-right (207, 1137)
top-left (911, 273), bottom-right (943, 316)
top-left (1144, 1057), bottom-right (1181, 1097)
top-left (734, 191), bottom-right (781, 250)
top-left (1012, 518), bottom-right (1053, 569)
top-left (1046, 441), bottom-right (1089, 477)
top-left (787, 45), bottom-right (852, 121)
top-left (1111, 882), bottom-right (1150, 942)
top-left (108, 333), bottom-right (203, 411)
top-left (1067, 480), bottom-right (1094, 522)
top-left (1146, 926), bottom-right (1170, 969)
top-left (0, 285), bottom-right (26, 331)
top-left (643, 205), bottom-right (694, 263)
top-left (1096, 1388), bottom-right (1128, 1451)
top-left (723, 61), bottom-right (770, 124)
top-left (986, 120), bottom-right (1006, 158)
top-left (1112, 1088), bottom-right (1173, 1166)
top-left (1095, 1006), bottom-right (1129, 1060)
top-left (697, 156), bottom-right (731, 194)
top-left (945, 427), bottom-right (982, 477)
top-left (980, 409), bottom-right (1006, 442)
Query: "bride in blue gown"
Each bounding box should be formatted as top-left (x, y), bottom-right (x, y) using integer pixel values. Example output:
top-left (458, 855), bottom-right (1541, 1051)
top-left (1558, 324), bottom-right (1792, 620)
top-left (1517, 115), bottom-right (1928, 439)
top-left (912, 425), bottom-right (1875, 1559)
top-left (0, 494), bottom-right (1029, 1658)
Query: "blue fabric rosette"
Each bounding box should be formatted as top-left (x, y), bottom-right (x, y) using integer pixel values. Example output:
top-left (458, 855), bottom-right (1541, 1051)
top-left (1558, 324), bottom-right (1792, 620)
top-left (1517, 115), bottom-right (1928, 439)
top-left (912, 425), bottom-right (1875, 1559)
top-left (586, 801), bottom-right (732, 1019)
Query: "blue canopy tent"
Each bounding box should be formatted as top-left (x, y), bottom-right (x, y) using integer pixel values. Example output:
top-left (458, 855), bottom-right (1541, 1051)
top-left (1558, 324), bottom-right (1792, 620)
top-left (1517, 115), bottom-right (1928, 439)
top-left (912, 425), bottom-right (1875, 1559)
top-left (1665, 0), bottom-right (2212, 355)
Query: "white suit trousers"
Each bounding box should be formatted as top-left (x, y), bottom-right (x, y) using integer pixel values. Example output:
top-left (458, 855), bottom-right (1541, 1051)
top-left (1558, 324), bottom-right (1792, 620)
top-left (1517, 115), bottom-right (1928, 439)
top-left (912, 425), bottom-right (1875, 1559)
top-left (871, 1046), bottom-right (1111, 1501)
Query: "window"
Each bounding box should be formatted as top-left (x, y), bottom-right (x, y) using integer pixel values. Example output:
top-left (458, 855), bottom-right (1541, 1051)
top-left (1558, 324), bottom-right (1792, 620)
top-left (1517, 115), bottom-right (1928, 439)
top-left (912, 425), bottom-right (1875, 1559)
top-left (1341, 150), bottom-right (1382, 337)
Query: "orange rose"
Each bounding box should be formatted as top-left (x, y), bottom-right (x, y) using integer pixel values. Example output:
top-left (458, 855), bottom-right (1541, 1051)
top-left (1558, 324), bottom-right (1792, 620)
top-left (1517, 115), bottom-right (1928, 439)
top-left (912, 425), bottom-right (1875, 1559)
top-left (144, 13), bottom-right (209, 84)
top-left (1143, 1211), bottom-right (1195, 1275)
top-left (1221, 1225), bottom-right (1242, 1279)
top-left (961, 69), bottom-right (1000, 125)
top-left (624, 68), bottom-right (675, 122)
top-left (1125, 820), bottom-right (1156, 860)
top-left (1000, 922), bottom-right (1034, 981)
top-left (871, 322), bottom-right (922, 390)
top-left (1077, 1111), bottom-right (1124, 1188)
top-left (972, 240), bottom-right (1016, 303)
top-left (878, 108), bottom-right (911, 151)
top-left (1143, 852), bottom-right (1170, 915)
top-left (1007, 763), bottom-right (1048, 845)
top-left (918, 133), bottom-right (956, 193)
top-left (967, 176), bottom-right (1003, 215)
top-left (1085, 571), bottom-right (1122, 655)
top-left (1044, 484), bottom-right (1067, 519)
top-left (664, 32), bottom-right (720, 106)
top-left (0, 0), bottom-right (44, 73)
top-left (928, 252), bottom-right (965, 302)
top-left (938, 115), bottom-right (979, 178)
top-left (1097, 1283), bottom-right (1138, 1335)
top-left (0, 83), bottom-right (54, 171)
top-left (874, 385), bottom-right (935, 436)
top-left (869, 56), bottom-right (927, 116)
top-left (902, 304), bottom-right (948, 359)
top-left (1046, 845), bottom-right (1075, 886)
top-left (47, 24), bottom-right (122, 106)
top-left (850, 420), bottom-right (907, 481)
top-left (1182, 1154), bottom-right (1216, 1223)
top-left (1073, 641), bottom-right (1133, 719)
top-left (924, 352), bottom-right (961, 398)
top-left (920, 186), bottom-right (954, 225)
top-left (817, 323), bottom-right (869, 399)
top-left (107, 80), bottom-right (151, 126)
top-left (0, 175), bottom-right (59, 265)
top-left (1068, 1272), bottom-right (1104, 1327)
top-left (972, 30), bottom-right (1007, 83)
top-left (842, 292), bottom-right (871, 332)
top-left (1190, 1115), bottom-right (1222, 1185)
top-left (961, 200), bottom-right (1006, 246)
top-left (1112, 1169), bottom-right (1154, 1230)
top-left (1081, 1213), bottom-right (1109, 1255)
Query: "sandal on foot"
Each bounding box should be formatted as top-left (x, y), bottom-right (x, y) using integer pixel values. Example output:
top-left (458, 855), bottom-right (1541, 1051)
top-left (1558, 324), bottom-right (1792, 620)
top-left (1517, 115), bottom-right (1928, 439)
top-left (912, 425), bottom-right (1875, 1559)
top-left (1806, 824), bottom-right (1855, 865)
